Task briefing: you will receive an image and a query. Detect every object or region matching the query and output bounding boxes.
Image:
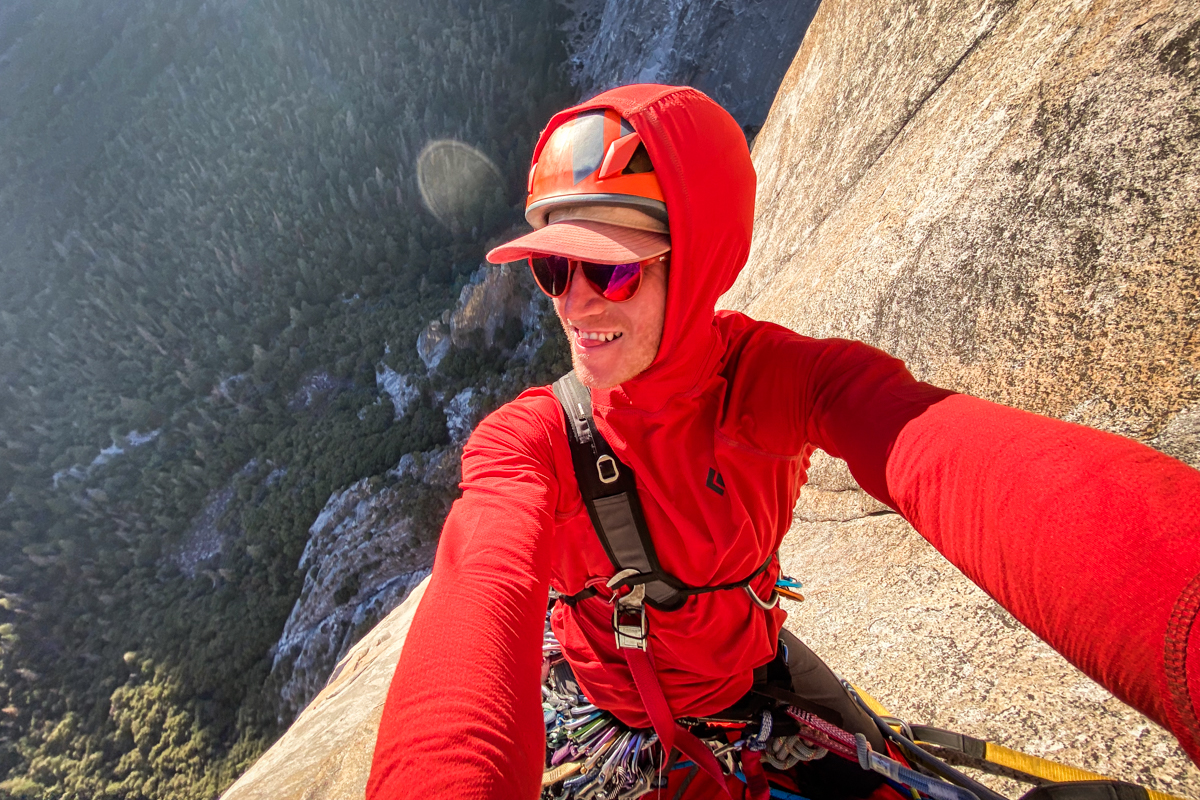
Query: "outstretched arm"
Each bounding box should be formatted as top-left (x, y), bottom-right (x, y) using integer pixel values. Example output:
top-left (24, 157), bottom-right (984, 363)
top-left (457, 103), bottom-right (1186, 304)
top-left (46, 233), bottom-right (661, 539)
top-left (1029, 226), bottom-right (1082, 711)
top-left (804, 339), bottom-right (1200, 765)
top-left (368, 393), bottom-right (562, 799)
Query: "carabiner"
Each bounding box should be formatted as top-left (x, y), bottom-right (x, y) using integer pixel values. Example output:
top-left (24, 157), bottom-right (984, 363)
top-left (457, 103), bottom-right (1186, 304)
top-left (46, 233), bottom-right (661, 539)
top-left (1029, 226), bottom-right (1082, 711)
top-left (744, 583), bottom-right (780, 610)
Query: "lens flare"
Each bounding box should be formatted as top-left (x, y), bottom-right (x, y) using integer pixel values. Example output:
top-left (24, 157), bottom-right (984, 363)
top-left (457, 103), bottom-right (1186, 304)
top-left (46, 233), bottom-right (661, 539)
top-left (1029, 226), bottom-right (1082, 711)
top-left (416, 139), bottom-right (505, 235)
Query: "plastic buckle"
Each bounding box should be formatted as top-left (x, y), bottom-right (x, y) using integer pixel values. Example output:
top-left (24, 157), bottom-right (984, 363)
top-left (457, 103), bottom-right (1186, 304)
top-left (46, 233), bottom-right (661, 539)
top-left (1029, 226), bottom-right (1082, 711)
top-left (613, 584), bottom-right (648, 651)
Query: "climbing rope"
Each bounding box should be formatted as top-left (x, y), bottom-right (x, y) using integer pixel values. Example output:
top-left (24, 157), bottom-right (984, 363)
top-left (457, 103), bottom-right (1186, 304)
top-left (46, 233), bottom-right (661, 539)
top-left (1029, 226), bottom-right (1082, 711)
top-left (540, 607), bottom-right (1195, 800)
top-left (762, 734), bottom-right (827, 770)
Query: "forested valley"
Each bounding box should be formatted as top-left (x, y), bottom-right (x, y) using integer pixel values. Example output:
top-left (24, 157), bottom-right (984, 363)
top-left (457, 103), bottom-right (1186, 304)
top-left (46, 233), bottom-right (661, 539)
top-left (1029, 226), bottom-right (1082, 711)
top-left (0, 0), bottom-right (575, 796)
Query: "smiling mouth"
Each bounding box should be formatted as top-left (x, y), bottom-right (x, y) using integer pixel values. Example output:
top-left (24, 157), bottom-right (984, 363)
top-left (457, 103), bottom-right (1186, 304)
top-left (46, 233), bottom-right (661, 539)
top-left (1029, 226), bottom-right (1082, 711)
top-left (576, 330), bottom-right (623, 342)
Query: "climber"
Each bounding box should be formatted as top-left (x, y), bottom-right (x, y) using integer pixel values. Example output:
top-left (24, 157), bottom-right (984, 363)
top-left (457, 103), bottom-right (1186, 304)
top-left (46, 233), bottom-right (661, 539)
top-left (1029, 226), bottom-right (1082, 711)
top-left (367, 84), bottom-right (1200, 800)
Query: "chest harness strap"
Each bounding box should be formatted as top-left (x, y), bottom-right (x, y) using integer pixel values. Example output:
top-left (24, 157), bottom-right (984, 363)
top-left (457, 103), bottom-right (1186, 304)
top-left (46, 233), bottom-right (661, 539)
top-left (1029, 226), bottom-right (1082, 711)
top-left (551, 371), bottom-right (777, 612)
top-left (551, 371), bottom-right (780, 799)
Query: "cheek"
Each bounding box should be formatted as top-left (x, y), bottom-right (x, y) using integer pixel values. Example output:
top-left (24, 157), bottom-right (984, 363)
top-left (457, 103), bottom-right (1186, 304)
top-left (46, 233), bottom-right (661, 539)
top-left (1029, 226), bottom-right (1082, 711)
top-left (629, 306), bottom-right (666, 367)
top-left (552, 301), bottom-right (570, 332)
top-left (641, 317), bottom-right (665, 361)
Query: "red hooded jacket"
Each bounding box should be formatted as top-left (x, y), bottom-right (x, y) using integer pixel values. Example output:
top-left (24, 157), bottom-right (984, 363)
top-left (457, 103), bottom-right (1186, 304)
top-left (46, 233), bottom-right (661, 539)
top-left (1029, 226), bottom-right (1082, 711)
top-left (368, 85), bottom-right (1200, 799)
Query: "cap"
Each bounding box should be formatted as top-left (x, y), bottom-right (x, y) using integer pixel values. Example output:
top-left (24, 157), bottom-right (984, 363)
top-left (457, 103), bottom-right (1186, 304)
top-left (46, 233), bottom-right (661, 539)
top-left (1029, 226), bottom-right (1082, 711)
top-left (486, 206), bottom-right (670, 265)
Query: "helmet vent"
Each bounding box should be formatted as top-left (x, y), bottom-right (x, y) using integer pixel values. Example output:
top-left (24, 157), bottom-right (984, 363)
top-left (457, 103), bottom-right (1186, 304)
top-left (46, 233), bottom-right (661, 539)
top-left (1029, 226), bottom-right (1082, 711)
top-left (598, 131), bottom-right (643, 180)
top-left (623, 143), bottom-right (653, 175)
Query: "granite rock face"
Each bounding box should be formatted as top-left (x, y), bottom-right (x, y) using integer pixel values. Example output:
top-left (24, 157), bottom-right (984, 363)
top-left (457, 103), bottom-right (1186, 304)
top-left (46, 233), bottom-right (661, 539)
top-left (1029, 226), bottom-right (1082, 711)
top-left (416, 262), bottom-right (531, 370)
top-left (449, 262), bottom-right (526, 348)
top-left (721, 0), bottom-right (1200, 468)
top-left (564, 0), bottom-right (822, 130)
top-left (415, 319), bottom-right (451, 370)
top-left (374, 365), bottom-right (419, 420)
top-left (223, 578), bottom-right (431, 800)
top-left (266, 450), bottom-right (459, 723)
top-left (717, 0), bottom-right (1200, 792)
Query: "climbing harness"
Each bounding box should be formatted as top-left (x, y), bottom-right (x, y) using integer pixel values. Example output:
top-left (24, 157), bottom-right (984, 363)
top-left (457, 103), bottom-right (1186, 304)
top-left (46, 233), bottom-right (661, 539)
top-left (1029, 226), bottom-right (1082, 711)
top-left (540, 612), bottom-right (832, 800)
top-left (545, 370), bottom-right (1189, 800)
top-left (552, 370), bottom-right (784, 796)
top-left (551, 370), bottom-right (778, 612)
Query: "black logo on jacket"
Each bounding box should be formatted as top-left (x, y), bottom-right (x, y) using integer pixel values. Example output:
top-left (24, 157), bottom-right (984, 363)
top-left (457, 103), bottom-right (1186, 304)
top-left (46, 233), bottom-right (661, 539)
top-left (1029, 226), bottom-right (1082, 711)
top-left (706, 468), bottom-right (726, 496)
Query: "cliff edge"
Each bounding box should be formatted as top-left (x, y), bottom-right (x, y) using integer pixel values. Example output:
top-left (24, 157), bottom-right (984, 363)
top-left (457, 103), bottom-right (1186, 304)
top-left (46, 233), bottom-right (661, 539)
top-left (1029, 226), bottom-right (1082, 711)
top-left (223, 580), bottom-right (429, 799)
top-left (222, 0), bottom-right (1200, 796)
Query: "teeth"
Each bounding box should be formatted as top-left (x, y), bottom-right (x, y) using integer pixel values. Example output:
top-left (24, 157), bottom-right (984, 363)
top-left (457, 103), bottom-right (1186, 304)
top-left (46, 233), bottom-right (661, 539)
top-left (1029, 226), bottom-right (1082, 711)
top-left (581, 331), bottom-right (621, 342)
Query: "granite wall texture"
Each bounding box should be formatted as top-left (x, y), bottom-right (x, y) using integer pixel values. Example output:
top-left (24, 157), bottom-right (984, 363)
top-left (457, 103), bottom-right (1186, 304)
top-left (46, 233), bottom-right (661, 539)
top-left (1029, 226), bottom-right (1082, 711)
top-left (564, 0), bottom-right (822, 130)
top-left (721, 0), bottom-right (1199, 468)
top-left (719, 0), bottom-right (1200, 792)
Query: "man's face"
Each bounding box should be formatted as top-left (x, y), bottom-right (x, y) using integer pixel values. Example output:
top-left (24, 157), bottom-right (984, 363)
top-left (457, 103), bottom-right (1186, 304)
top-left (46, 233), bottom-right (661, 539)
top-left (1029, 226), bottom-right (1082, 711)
top-left (553, 260), bottom-right (668, 389)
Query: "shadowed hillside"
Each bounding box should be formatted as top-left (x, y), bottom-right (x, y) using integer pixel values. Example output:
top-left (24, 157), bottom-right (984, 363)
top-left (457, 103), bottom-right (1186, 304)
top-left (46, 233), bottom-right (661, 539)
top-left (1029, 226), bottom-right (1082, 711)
top-left (0, 1), bottom-right (573, 796)
top-left (218, 0), bottom-right (1199, 797)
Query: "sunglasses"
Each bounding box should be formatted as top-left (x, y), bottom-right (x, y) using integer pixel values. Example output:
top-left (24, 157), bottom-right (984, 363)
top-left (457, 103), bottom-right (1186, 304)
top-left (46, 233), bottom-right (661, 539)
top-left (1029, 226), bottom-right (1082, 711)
top-left (527, 253), bottom-right (669, 302)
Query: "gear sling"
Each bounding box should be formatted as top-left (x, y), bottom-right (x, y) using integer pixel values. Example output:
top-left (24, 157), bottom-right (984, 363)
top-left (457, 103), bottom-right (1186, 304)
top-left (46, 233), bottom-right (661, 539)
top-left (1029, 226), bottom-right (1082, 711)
top-left (552, 371), bottom-right (797, 797)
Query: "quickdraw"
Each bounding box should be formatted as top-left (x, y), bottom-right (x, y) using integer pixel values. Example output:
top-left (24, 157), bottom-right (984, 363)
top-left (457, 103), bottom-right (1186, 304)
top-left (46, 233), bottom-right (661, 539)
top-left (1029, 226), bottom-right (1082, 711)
top-left (542, 616), bottom-right (665, 800)
top-left (541, 612), bottom-right (827, 800)
top-left (541, 609), bottom-right (1193, 800)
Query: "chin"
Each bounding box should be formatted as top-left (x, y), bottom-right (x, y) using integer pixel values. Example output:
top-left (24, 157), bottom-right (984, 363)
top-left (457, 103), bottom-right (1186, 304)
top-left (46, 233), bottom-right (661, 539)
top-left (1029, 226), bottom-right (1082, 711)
top-left (564, 331), bottom-right (661, 390)
top-left (571, 356), bottom-right (633, 390)
top-left (571, 361), bottom-right (615, 390)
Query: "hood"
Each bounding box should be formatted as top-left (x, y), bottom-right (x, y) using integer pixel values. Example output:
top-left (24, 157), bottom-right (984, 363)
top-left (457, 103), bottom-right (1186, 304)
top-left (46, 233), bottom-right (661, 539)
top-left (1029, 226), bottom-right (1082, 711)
top-left (532, 85), bottom-right (757, 411)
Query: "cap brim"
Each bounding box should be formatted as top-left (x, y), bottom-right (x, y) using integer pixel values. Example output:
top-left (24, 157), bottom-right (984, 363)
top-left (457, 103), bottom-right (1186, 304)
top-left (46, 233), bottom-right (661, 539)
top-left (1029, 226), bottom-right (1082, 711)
top-left (486, 220), bottom-right (670, 265)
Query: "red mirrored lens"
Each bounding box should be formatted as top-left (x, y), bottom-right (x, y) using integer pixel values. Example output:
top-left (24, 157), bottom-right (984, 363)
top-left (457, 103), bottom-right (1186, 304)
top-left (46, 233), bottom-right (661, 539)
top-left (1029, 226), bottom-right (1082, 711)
top-left (580, 261), bottom-right (642, 302)
top-left (529, 255), bottom-right (571, 297)
top-left (527, 253), bottom-right (665, 302)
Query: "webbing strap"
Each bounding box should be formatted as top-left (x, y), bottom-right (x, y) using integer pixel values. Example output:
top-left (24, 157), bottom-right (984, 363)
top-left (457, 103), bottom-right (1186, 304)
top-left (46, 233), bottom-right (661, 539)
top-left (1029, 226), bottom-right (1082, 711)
top-left (551, 370), bottom-right (770, 799)
top-left (909, 725), bottom-right (1188, 800)
top-left (552, 372), bottom-right (687, 609)
top-left (551, 370), bottom-right (775, 610)
top-left (751, 683), bottom-right (851, 727)
top-left (624, 646), bottom-right (732, 798)
top-left (739, 750), bottom-right (772, 800)
top-left (554, 555), bottom-right (775, 607)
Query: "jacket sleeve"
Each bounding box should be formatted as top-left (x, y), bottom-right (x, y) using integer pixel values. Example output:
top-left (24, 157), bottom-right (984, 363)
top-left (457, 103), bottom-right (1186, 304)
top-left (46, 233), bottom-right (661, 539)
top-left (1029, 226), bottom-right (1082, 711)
top-left (367, 394), bottom-right (561, 800)
top-left (802, 339), bottom-right (1200, 766)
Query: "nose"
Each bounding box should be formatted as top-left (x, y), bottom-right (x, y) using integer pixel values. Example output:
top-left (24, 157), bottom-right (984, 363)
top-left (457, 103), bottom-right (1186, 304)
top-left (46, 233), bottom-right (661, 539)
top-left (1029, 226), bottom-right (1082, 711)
top-left (558, 261), bottom-right (607, 318)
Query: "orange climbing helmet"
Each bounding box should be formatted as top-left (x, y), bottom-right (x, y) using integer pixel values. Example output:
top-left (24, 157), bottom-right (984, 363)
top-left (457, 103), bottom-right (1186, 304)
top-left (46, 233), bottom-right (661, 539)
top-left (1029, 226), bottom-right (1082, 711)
top-left (525, 108), bottom-right (667, 230)
top-left (487, 108), bottom-right (670, 265)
